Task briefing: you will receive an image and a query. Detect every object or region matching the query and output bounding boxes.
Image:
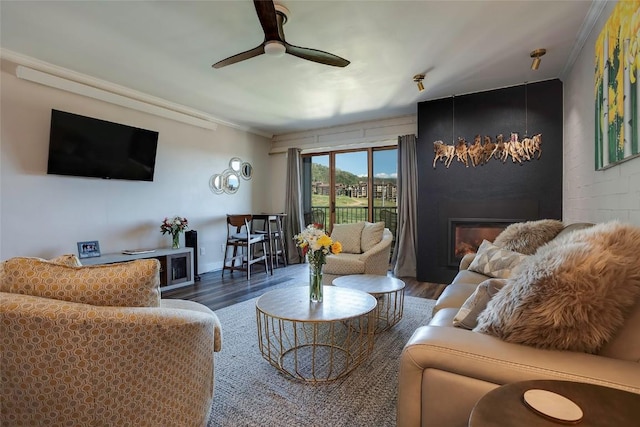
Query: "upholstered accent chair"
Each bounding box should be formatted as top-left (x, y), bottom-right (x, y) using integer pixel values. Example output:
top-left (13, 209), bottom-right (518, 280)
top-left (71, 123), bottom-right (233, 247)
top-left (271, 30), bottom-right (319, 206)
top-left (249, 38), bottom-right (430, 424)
top-left (304, 208), bottom-right (326, 230)
top-left (322, 221), bottom-right (393, 285)
top-left (1, 256), bottom-right (222, 427)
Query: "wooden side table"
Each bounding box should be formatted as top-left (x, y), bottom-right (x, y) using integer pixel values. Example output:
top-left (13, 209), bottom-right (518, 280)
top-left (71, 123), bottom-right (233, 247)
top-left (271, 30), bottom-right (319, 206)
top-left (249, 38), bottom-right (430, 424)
top-left (469, 380), bottom-right (640, 426)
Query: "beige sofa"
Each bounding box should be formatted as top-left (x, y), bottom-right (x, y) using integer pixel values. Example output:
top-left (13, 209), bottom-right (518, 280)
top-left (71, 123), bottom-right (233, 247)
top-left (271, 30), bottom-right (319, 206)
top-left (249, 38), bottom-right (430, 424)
top-left (1, 256), bottom-right (222, 427)
top-left (322, 221), bottom-right (393, 285)
top-left (397, 222), bottom-right (640, 427)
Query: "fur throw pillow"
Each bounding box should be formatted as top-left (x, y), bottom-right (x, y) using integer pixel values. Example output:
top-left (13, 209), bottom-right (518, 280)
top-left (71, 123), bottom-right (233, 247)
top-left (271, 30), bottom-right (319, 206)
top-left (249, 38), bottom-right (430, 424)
top-left (493, 219), bottom-right (565, 254)
top-left (474, 221), bottom-right (640, 353)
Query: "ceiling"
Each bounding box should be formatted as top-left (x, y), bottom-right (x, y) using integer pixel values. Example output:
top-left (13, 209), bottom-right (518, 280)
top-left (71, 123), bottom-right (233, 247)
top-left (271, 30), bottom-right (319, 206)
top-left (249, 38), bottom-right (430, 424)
top-left (0, 1), bottom-right (597, 137)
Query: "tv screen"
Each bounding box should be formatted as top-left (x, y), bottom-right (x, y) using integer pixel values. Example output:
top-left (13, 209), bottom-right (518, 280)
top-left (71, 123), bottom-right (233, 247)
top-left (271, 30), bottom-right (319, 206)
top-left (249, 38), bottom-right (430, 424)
top-left (47, 109), bottom-right (159, 181)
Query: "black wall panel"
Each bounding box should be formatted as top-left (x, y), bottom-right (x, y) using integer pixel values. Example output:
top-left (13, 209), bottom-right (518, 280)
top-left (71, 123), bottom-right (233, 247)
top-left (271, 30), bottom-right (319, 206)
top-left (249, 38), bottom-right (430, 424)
top-left (416, 79), bottom-right (563, 283)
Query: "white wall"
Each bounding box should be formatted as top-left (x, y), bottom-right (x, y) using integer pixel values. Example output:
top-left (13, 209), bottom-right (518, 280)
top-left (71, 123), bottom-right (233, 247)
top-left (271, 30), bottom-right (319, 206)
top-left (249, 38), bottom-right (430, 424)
top-left (564, 2), bottom-right (640, 225)
top-left (0, 60), bottom-right (272, 272)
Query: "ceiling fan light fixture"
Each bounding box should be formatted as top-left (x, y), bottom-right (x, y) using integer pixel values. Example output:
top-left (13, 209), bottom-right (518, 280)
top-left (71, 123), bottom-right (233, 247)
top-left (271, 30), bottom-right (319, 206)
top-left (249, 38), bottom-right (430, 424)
top-left (264, 41), bottom-right (286, 57)
top-left (413, 74), bottom-right (425, 92)
top-left (530, 48), bottom-right (546, 70)
top-left (212, 0), bottom-right (350, 68)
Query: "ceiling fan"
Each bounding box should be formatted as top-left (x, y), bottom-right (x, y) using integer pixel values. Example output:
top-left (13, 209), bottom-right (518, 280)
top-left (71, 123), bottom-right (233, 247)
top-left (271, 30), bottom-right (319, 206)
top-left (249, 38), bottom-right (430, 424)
top-left (212, 0), bottom-right (350, 69)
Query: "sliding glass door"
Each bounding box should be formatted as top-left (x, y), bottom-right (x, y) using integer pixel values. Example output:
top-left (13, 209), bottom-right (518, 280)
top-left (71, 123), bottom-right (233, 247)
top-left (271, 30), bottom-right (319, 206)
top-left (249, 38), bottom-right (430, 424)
top-left (302, 147), bottom-right (397, 233)
top-left (334, 151), bottom-right (369, 224)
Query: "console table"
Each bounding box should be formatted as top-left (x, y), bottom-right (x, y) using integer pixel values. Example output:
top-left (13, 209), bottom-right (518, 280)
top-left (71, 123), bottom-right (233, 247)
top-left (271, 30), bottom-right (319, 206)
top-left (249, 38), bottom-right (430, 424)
top-left (81, 248), bottom-right (194, 289)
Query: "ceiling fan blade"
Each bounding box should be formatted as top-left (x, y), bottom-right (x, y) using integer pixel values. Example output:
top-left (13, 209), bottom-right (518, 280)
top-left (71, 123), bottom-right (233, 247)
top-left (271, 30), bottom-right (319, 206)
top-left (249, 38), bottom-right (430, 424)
top-left (254, 0), bottom-right (281, 41)
top-left (212, 44), bottom-right (265, 69)
top-left (285, 43), bottom-right (350, 67)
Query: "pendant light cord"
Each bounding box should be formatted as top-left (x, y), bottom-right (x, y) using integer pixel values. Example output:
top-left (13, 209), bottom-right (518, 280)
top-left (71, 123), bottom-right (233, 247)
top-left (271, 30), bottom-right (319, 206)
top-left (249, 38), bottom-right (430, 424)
top-left (452, 95), bottom-right (455, 144)
top-left (525, 83), bottom-right (528, 137)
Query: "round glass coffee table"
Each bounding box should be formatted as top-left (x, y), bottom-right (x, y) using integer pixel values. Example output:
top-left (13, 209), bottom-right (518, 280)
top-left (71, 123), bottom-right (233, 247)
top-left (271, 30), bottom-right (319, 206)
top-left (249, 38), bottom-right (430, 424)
top-left (332, 275), bottom-right (405, 333)
top-left (255, 286), bottom-right (377, 382)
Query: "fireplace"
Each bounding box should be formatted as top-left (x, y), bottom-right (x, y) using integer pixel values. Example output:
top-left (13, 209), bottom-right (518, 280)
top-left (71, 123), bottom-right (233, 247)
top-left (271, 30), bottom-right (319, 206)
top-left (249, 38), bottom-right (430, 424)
top-left (448, 218), bottom-right (521, 266)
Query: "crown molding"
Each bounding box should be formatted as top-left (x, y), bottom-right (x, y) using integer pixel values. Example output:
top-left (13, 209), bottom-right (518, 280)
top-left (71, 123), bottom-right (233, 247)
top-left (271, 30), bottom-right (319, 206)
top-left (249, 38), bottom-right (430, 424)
top-left (559, 0), bottom-right (608, 80)
top-left (2, 49), bottom-right (274, 138)
top-left (3, 49), bottom-right (222, 130)
top-left (0, 49), bottom-right (274, 138)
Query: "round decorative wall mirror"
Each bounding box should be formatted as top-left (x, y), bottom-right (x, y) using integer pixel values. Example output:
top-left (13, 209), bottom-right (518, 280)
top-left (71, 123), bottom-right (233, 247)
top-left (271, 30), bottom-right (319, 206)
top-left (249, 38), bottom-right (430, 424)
top-left (222, 169), bottom-right (240, 194)
top-left (241, 162), bottom-right (253, 180)
top-left (229, 157), bottom-right (242, 172)
top-left (209, 174), bottom-right (224, 194)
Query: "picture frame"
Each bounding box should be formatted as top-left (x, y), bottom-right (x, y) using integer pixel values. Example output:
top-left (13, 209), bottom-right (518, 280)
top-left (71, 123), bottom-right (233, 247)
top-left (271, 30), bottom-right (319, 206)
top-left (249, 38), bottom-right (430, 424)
top-left (594, 1), bottom-right (640, 170)
top-left (77, 240), bottom-right (101, 259)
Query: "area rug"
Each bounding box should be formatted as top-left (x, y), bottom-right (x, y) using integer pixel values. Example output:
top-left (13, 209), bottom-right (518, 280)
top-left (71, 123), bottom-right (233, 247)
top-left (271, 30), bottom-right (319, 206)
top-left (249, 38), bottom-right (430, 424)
top-left (207, 283), bottom-right (435, 427)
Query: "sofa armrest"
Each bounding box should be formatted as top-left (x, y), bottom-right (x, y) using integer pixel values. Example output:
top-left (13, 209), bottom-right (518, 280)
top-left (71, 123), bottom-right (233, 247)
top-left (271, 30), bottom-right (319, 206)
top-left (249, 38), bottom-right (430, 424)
top-left (161, 298), bottom-right (223, 352)
top-left (361, 229), bottom-right (393, 275)
top-left (398, 325), bottom-right (640, 427)
top-left (400, 325), bottom-right (640, 392)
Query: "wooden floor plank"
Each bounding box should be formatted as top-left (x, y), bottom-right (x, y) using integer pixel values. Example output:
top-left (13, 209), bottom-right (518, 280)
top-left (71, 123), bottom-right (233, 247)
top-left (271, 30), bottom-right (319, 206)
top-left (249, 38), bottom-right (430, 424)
top-left (162, 263), bottom-right (446, 311)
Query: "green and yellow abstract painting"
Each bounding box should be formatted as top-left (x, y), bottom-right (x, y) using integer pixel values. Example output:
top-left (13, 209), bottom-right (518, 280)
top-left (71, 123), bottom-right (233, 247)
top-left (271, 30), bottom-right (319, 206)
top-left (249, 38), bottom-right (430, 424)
top-left (595, 1), bottom-right (640, 170)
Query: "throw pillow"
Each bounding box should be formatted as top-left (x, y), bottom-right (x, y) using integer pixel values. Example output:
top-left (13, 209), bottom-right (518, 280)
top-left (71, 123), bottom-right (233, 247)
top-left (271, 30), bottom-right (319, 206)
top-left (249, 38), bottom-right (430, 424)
top-left (474, 221), bottom-right (640, 353)
top-left (330, 222), bottom-right (366, 254)
top-left (49, 254), bottom-right (83, 267)
top-left (2, 257), bottom-right (161, 307)
top-left (467, 240), bottom-right (528, 279)
top-left (361, 221), bottom-right (385, 252)
top-left (493, 219), bottom-right (564, 255)
top-left (453, 278), bottom-right (508, 329)
top-left (0, 254), bottom-right (83, 292)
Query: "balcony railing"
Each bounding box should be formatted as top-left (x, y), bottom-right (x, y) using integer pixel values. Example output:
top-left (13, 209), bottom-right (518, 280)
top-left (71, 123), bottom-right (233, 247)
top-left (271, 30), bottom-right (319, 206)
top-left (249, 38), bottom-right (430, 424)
top-left (307, 206), bottom-right (397, 232)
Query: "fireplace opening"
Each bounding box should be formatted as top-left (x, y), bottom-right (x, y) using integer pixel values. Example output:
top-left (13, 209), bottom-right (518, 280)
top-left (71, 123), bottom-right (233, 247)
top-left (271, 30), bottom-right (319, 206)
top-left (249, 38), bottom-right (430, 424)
top-left (448, 218), bottom-right (521, 267)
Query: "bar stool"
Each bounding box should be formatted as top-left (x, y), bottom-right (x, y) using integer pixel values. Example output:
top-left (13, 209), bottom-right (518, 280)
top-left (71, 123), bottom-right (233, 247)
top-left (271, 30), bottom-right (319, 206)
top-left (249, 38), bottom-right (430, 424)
top-left (223, 214), bottom-right (269, 279)
top-left (254, 214), bottom-right (287, 272)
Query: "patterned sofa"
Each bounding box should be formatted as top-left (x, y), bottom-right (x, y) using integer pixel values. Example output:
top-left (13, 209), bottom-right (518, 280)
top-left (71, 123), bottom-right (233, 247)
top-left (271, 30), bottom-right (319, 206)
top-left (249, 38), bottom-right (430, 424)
top-left (323, 221), bottom-right (393, 285)
top-left (1, 255), bottom-right (222, 427)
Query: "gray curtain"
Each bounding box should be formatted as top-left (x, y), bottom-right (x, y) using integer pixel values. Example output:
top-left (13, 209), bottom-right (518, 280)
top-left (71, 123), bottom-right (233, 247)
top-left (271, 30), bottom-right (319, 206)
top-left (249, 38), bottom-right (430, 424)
top-left (284, 148), bottom-right (305, 264)
top-left (393, 134), bottom-right (418, 277)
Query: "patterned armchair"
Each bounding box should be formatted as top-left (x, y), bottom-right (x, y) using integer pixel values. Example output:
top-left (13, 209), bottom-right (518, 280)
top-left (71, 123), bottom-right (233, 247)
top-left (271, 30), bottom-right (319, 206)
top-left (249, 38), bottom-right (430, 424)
top-left (1, 256), bottom-right (222, 427)
top-left (322, 221), bottom-right (393, 285)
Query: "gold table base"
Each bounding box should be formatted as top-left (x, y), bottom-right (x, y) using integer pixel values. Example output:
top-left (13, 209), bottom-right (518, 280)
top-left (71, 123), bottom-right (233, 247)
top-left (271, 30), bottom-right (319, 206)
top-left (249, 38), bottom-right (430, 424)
top-left (371, 289), bottom-right (405, 333)
top-left (332, 275), bottom-right (406, 333)
top-left (256, 286), bottom-right (377, 382)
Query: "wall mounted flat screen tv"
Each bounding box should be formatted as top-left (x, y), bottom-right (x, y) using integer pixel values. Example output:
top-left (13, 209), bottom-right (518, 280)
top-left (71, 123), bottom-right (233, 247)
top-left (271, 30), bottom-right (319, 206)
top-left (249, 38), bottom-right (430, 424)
top-left (47, 109), bottom-right (159, 181)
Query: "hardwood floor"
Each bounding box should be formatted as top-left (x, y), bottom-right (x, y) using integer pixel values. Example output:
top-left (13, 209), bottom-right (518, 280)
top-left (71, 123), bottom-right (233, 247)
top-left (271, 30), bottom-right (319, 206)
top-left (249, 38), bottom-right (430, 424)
top-left (162, 263), bottom-right (447, 311)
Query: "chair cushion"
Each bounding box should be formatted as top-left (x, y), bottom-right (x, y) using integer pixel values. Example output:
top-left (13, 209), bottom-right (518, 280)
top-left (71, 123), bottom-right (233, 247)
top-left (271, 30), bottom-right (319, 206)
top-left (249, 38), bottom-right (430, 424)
top-left (0, 254), bottom-right (82, 292)
top-left (50, 254), bottom-right (83, 267)
top-left (330, 222), bottom-right (365, 254)
top-left (361, 221), bottom-right (385, 252)
top-left (433, 282), bottom-right (480, 314)
top-left (1, 257), bottom-right (161, 307)
top-left (323, 253), bottom-right (365, 275)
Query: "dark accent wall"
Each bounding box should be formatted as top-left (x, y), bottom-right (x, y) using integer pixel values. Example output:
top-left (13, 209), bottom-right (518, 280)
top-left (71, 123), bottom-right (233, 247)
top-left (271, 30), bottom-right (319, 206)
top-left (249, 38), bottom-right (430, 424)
top-left (416, 79), bottom-right (563, 283)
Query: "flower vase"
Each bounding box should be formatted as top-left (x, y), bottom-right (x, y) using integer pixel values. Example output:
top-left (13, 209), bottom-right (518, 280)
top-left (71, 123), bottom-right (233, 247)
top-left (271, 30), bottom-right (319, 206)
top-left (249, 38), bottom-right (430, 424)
top-left (172, 232), bottom-right (180, 249)
top-left (309, 263), bottom-right (323, 303)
